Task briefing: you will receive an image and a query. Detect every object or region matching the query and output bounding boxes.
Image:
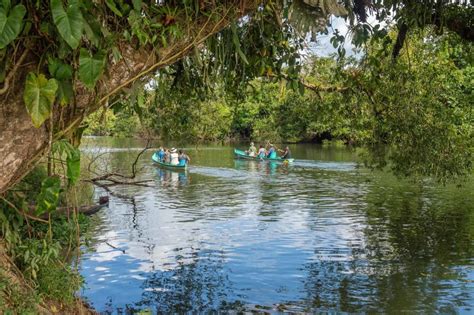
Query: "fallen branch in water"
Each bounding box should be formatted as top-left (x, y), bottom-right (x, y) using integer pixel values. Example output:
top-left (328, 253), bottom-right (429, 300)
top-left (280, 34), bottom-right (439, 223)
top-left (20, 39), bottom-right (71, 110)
top-left (85, 140), bottom-right (153, 187)
top-left (84, 140), bottom-right (154, 202)
top-left (85, 177), bottom-right (153, 187)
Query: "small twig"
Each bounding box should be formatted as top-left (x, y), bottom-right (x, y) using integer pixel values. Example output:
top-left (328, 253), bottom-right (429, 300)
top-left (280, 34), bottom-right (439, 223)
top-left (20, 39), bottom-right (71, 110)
top-left (131, 139), bottom-right (151, 178)
top-left (105, 241), bottom-right (125, 254)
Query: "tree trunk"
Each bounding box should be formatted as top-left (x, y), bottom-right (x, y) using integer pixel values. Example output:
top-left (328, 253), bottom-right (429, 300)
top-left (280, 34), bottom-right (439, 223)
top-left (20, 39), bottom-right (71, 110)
top-left (0, 1), bottom-right (261, 193)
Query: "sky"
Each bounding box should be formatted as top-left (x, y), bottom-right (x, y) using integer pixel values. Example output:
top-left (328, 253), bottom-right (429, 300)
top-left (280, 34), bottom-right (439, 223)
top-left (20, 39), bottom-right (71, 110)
top-left (306, 13), bottom-right (388, 58)
top-left (309, 16), bottom-right (356, 57)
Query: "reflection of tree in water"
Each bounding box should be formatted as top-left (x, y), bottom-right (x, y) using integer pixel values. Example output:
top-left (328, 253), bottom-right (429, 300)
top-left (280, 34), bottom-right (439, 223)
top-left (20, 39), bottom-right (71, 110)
top-left (297, 179), bottom-right (473, 313)
top-left (129, 249), bottom-right (238, 313)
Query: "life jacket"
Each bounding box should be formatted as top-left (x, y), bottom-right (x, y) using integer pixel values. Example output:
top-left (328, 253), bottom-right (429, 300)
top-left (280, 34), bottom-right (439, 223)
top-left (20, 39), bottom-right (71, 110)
top-left (178, 155), bottom-right (187, 166)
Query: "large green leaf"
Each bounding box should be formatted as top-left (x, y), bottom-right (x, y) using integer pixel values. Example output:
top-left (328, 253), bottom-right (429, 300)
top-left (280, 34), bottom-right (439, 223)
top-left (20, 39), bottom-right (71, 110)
top-left (78, 48), bottom-right (105, 89)
top-left (35, 176), bottom-right (61, 216)
top-left (0, 1), bottom-right (26, 49)
top-left (51, 0), bottom-right (84, 49)
top-left (23, 73), bottom-right (58, 128)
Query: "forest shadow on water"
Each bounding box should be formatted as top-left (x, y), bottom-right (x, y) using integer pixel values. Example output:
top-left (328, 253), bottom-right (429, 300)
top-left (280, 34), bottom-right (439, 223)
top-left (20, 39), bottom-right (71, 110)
top-left (78, 138), bottom-right (473, 314)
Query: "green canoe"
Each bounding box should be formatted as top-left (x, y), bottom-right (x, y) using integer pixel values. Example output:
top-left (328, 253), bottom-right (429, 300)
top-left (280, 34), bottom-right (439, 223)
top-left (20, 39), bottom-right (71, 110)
top-left (152, 152), bottom-right (187, 170)
top-left (234, 149), bottom-right (294, 163)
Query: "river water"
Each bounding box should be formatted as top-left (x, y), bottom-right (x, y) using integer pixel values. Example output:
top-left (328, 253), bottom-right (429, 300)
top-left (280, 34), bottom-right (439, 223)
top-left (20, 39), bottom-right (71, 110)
top-left (79, 137), bottom-right (473, 313)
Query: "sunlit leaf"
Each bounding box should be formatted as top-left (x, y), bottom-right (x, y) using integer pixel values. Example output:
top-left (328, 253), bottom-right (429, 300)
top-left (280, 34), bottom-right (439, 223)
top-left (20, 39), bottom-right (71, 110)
top-left (23, 73), bottom-right (58, 128)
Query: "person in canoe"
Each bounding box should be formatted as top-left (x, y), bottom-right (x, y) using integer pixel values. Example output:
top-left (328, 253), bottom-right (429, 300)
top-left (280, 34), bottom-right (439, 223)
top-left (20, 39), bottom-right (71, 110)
top-left (178, 150), bottom-right (191, 166)
top-left (278, 146), bottom-right (292, 159)
top-left (157, 147), bottom-right (165, 161)
top-left (246, 142), bottom-right (257, 157)
top-left (257, 145), bottom-right (266, 159)
top-left (170, 148), bottom-right (179, 165)
top-left (164, 149), bottom-right (171, 163)
top-left (266, 144), bottom-right (277, 159)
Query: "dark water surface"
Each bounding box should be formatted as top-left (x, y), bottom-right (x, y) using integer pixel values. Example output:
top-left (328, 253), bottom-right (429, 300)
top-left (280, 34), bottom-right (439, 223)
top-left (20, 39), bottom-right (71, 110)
top-left (79, 137), bottom-right (474, 313)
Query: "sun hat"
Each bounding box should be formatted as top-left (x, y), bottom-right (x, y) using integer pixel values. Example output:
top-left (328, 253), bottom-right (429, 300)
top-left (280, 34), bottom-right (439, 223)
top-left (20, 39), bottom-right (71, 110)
top-left (171, 148), bottom-right (177, 153)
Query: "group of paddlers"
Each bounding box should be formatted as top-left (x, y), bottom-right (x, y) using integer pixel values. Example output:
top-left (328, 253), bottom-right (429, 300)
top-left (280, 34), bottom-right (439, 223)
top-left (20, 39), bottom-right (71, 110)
top-left (155, 147), bottom-right (191, 166)
top-left (245, 142), bottom-right (292, 159)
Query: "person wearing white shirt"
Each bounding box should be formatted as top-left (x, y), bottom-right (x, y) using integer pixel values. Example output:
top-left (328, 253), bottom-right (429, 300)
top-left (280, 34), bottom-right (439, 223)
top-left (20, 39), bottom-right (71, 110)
top-left (170, 148), bottom-right (179, 165)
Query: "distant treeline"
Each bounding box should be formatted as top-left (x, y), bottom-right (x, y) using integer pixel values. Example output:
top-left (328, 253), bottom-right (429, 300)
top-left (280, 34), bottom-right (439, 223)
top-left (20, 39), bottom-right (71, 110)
top-left (84, 57), bottom-right (363, 144)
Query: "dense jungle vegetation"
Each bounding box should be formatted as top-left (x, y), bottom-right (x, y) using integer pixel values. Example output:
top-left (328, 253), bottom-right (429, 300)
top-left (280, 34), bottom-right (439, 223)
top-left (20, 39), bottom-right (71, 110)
top-left (0, 0), bottom-right (472, 312)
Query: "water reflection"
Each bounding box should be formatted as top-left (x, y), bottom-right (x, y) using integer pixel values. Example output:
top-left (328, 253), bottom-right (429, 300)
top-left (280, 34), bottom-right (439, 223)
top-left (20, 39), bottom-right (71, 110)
top-left (156, 168), bottom-right (189, 188)
top-left (233, 160), bottom-right (290, 176)
top-left (79, 139), bottom-right (474, 313)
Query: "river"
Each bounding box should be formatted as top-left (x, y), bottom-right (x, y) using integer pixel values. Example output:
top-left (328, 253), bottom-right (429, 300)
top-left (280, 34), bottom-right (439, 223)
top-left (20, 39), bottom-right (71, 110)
top-left (78, 137), bottom-right (473, 313)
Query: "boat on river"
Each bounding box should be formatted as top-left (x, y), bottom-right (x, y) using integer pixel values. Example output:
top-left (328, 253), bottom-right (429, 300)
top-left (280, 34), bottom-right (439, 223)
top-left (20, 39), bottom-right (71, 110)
top-left (234, 149), bottom-right (294, 163)
top-left (152, 152), bottom-right (187, 170)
